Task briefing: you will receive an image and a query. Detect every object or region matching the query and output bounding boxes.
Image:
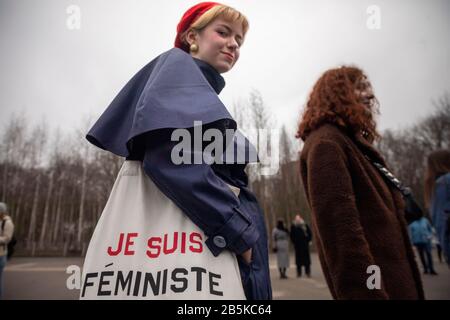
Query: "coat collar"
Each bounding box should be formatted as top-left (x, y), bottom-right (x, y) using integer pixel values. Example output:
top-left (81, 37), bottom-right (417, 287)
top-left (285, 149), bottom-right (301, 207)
top-left (351, 132), bottom-right (387, 166)
top-left (321, 123), bottom-right (388, 167)
top-left (193, 58), bottom-right (226, 94)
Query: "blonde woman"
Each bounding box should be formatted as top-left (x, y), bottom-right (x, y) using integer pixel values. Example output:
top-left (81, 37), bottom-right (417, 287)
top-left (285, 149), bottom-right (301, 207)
top-left (85, 3), bottom-right (272, 300)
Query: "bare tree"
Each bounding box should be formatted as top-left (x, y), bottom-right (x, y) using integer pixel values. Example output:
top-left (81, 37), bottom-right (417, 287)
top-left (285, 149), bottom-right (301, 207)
top-left (25, 120), bottom-right (48, 251)
top-left (0, 114), bottom-right (28, 203)
top-left (38, 170), bottom-right (54, 249)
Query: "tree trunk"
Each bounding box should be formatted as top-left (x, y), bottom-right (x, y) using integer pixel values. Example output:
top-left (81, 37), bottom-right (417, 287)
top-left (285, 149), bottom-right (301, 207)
top-left (39, 171), bottom-right (54, 249)
top-left (52, 176), bottom-right (64, 245)
top-left (1, 161), bottom-right (8, 202)
top-left (27, 173), bottom-right (41, 250)
top-left (77, 163), bottom-right (87, 250)
top-left (13, 180), bottom-right (25, 236)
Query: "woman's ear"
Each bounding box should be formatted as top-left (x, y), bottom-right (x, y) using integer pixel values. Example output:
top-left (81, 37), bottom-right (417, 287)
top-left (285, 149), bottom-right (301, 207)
top-left (185, 29), bottom-right (198, 46)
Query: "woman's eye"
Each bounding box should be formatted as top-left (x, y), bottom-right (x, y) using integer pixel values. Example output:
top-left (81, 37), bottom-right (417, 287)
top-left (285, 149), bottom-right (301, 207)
top-left (217, 30), bottom-right (227, 36)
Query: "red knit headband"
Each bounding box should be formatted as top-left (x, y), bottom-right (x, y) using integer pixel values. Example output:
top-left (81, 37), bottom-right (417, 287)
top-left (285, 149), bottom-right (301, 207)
top-left (174, 2), bottom-right (221, 52)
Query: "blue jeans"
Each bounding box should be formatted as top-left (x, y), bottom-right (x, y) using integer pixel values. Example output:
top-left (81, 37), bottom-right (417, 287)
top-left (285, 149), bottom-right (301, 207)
top-left (0, 255), bottom-right (6, 299)
top-left (415, 243), bottom-right (436, 273)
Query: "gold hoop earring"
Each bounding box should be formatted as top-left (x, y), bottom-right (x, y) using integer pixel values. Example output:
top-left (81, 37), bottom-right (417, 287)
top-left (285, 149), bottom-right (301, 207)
top-left (190, 43), bottom-right (199, 53)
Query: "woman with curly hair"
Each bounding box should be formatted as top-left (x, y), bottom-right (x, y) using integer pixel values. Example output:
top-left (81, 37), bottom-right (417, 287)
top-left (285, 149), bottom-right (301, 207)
top-left (297, 66), bottom-right (424, 299)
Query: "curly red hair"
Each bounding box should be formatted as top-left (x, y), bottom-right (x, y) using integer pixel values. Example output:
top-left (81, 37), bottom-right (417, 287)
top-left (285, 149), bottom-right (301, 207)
top-left (296, 66), bottom-right (380, 143)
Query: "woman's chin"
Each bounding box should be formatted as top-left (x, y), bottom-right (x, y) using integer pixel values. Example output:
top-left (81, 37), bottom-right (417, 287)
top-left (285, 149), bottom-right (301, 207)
top-left (214, 61), bottom-right (233, 74)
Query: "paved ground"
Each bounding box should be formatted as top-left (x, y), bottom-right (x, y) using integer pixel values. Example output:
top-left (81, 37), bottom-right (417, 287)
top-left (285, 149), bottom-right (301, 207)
top-left (269, 251), bottom-right (450, 300)
top-left (2, 252), bottom-right (449, 300)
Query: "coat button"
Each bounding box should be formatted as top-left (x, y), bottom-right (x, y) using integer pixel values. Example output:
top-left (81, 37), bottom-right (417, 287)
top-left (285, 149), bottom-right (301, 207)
top-left (213, 236), bottom-right (227, 248)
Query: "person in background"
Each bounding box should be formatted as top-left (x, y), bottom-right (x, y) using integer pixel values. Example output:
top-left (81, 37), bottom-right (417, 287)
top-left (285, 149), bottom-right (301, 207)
top-left (425, 149), bottom-right (450, 269)
top-left (272, 219), bottom-right (290, 279)
top-left (431, 227), bottom-right (443, 263)
top-left (408, 216), bottom-right (438, 275)
top-left (0, 202), bottom-right (14, 299)
top-left (290, 214), bottom-right (312, 277)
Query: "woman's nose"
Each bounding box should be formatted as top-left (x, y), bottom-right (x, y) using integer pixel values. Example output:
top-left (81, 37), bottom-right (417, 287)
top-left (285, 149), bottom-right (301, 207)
top-left (227, 38), bottom-right (239, 50)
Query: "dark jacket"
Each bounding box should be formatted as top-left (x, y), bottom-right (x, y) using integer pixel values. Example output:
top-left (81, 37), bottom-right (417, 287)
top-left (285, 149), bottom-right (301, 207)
top-left (299, 123), bottom-right (424, 300)
top-left (290, 223), bottom-right (312, 266)
top-left (430, 172), bottom-right (450, 263)
top-left (86, 48), bottom-right (272, 300)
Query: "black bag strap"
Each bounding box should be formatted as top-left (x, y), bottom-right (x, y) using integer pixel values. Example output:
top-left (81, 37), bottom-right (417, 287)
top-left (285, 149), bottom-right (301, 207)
top-left (364, 155), bottom-right (410, 197)
top-left (364, 154), bottom-right (427, 224)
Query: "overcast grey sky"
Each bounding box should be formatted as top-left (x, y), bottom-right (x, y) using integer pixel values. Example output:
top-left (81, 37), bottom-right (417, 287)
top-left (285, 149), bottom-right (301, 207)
top-left (0, 0), bottom-right (449, 141)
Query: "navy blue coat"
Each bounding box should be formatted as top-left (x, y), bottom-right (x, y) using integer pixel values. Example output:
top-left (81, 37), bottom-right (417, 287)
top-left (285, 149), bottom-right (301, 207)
top-left (86, 48), bottom-right (272, 300)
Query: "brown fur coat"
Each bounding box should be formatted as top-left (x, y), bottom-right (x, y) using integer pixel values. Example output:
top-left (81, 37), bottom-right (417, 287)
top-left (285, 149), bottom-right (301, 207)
top-left (300, 124), bottom-right (424, 300)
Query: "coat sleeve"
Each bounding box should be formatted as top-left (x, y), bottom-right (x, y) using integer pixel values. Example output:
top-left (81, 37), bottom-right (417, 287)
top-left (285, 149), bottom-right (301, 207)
top-left (426, 219), bottom-right (433, 238)
top-left (304, 140), bottom-right (389, 299)
top-left (306, 224), bottom-right (312, 242)
top-left (289, 226), bottom-right (294, 243)
top-left (141, 129), bottom-right (260, 257)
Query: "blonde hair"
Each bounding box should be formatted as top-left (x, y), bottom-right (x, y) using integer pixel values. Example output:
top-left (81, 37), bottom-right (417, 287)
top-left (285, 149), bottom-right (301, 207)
top-left (180, 5), bottom-right (249, 47)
